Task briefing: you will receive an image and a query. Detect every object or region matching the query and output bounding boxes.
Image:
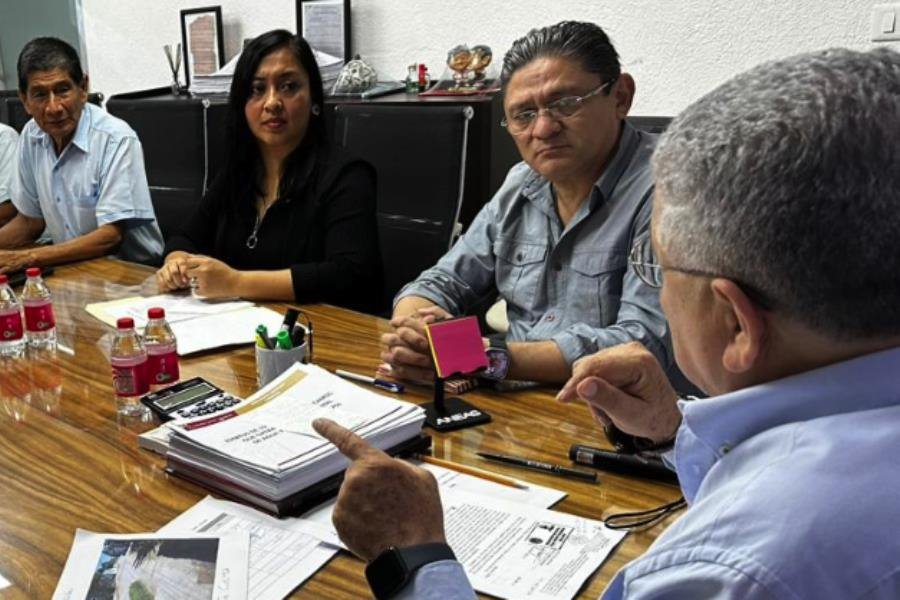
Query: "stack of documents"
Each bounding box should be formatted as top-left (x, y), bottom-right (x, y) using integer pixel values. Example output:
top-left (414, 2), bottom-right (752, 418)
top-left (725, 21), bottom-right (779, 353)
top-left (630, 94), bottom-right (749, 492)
top-left (313, 49), bottom-right (343, 90)
top-left (190, 51), bottom-right (240, 96)
top-left (166, 362), bottom-right (428, 515)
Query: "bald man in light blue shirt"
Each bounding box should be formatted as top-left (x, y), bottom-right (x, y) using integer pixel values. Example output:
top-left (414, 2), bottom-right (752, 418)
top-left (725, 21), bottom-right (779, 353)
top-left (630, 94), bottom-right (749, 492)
top-left (0, 37), bottom-right (162, 273)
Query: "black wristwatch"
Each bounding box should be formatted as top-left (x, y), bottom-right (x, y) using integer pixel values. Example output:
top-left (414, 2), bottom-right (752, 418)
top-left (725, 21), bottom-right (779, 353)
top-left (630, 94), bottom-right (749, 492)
top-left (366, 542), bottom-right (457, 600)
top-left (481, 335), bottom-right (510, 381)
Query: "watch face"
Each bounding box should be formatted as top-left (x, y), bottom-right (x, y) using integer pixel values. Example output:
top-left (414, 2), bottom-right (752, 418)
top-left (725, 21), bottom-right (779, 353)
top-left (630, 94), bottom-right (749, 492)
top-left (366, 549), bottom-right (409, 599)
top-left (485, 348), bottom-right (510, 380)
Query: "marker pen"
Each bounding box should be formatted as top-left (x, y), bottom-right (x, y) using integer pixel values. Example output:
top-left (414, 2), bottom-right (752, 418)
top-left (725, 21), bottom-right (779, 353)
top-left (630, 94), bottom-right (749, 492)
top-left (569, 445), bottom-right (678, 483)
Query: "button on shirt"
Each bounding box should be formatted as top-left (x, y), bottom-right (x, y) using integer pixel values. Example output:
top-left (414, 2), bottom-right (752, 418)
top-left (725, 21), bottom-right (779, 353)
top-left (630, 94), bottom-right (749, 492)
top-left (0, 122), bottom-right (17, 202)
top-left (396, 122), bottom-right (676, 375)
top-left (12, 102), bottom-right (163, 264)
top-left (407, 346), bottom-right (900, 599)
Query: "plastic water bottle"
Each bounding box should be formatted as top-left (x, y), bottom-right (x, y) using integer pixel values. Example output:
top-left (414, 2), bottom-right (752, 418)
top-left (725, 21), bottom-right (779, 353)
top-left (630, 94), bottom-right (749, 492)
top-left (21, 267), bottom-right (56, 349)
top-left (143, 307), bottom-right (180, 390)
top-left (110, 316), bottom-right (149, 416)
top-left (0, 274), bottom-right (26, 357)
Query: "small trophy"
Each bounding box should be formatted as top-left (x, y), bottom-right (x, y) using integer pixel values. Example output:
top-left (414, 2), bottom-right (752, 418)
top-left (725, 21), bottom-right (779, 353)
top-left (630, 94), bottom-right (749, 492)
top-left (164, 44), bottom-right (187, 95)
top-left (469, 45), bottom-right (493, 82)
top-left (446, 45), bottom-right (473, 90)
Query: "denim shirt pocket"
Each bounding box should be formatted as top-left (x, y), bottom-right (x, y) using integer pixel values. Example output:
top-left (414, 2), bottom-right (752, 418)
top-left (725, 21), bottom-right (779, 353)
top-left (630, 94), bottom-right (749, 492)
top-left (569, 251), bottom-right (628, 325)
top-left (494, 238), bottom-right (548, 309)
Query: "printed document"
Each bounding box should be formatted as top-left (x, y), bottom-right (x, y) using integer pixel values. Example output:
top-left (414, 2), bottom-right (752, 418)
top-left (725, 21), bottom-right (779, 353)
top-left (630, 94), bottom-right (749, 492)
top-left (85, 294), bottom-right (284, 354)
top-left (167, 363), bottom-right (426, 499)
top-left (161, 497), bottom-right (338, 600)
top-left (301, 460), bottom-right (568, 549)
top-left (53, 529), bottom-right (249, 600)
top-left (442, 490), bottom-right (625, 600)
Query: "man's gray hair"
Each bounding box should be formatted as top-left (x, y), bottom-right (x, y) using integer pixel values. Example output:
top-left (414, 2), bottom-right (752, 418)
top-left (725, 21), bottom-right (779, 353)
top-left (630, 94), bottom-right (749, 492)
top-left (653, 48), bottom-right (900, 340)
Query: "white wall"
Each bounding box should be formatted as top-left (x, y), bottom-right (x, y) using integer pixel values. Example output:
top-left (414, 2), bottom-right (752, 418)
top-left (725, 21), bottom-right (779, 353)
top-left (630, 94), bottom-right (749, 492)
top-left (82, 0), bottom-right (898, 114)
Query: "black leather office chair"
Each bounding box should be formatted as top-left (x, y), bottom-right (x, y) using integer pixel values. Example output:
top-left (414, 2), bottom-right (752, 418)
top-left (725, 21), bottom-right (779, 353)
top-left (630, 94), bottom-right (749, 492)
top-left (628, 115), bottom-right (672, 134)
top-left (333, 104), bottom-right (473, 314)
top-left (0, 90), bottom-right (103, 132)
top-left (106, 88), bottom-right (227, 243)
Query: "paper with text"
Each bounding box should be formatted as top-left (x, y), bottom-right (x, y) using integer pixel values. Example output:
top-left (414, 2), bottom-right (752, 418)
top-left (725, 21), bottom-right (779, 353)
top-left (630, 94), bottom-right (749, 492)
top-left (161, 497), bottom-right (338, 600)
top-left (442, 489), bottom-right (626, 600)
top-left (172, 363), bottom-right (422, 472)
top-left (52, 529), bottom-right (249, 600)
top-left (85, 294), bottom-right (284, 355)
top-left (300, 460), bottom-right (569, 549)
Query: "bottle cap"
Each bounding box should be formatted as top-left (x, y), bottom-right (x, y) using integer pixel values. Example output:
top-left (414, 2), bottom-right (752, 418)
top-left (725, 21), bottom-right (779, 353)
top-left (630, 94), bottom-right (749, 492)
top-left (147, 307), bottom-right (165, 319)
top-left (0, 274), bottom-right (7, 285)
top-left (276, 329), bottom-right (293, 349)
top-left (25, 267), bottom-right (41, 278)
top-left (116, 317), bottom-right (135, 329)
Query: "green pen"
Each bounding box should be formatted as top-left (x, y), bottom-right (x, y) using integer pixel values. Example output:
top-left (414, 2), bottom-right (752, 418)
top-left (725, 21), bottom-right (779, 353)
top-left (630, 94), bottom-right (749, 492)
top-left (276, 330), bottom-right (293, 350)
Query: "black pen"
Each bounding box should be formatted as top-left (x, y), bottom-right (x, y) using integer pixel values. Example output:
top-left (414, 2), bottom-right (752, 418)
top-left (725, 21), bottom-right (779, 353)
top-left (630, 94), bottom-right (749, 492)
top-left (569, 444), bottom-right (679, 484)
top-left (280, 308), bottom-right (300, 334)
top-left (476, 452), bottom-right (597, 483)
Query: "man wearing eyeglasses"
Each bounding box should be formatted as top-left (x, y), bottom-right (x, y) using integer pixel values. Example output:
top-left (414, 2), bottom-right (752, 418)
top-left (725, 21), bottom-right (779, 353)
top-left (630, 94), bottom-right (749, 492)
top-left (0, 37), bottom-right (163, 274)
top-left (384, 21), bottom-right (688, 389)
top-left (314, 47), bottom-right (900, 599)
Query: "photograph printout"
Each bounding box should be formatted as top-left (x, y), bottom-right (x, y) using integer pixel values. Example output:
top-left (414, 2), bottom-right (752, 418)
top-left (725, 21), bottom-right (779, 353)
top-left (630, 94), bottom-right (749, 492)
top-left (53, 530), bottom-right (249, 600)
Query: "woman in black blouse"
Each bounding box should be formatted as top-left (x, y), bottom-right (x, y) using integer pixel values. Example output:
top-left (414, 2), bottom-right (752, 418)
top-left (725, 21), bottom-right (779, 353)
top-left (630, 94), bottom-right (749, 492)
top-left (156, 29), bottom-right (381, 312)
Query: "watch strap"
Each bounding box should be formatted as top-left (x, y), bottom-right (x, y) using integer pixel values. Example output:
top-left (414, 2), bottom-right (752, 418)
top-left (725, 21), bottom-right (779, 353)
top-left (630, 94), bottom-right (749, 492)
top-left (487, 334), bottom-right (508, 351)
top-left (366, 542), bottom-right (457, 600)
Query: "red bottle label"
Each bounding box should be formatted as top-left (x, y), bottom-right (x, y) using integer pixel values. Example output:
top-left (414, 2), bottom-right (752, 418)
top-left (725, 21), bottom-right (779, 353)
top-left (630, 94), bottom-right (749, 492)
top-left (147, 350), bottom-right (180, 385)
top-left (24, 303), bottom-right (56, 332)
top-left (112, 362), bottom-right (149, 396)
top-left (0, 311), bottom-right (24, 341)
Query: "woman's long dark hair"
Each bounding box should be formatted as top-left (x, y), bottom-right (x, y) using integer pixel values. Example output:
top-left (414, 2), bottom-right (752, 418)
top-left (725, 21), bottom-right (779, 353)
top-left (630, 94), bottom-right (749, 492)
top-left (221, 29), bottom-right (327, 212)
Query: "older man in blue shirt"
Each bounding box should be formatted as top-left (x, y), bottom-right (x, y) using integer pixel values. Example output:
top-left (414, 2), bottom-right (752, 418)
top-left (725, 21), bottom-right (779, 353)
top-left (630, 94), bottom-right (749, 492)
top-left (313, 47), bottom-right (900, 600)
top-left (0, 37), bottom-right (162, 273)
top-left (382, 22), bottom-right (683, 386)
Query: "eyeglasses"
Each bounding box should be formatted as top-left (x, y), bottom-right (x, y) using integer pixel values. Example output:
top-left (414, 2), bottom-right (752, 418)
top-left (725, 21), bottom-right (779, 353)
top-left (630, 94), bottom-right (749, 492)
top-left (500, 77), bottom-right (618, 135)
top-left (628, 234), bottom-right (776, 310)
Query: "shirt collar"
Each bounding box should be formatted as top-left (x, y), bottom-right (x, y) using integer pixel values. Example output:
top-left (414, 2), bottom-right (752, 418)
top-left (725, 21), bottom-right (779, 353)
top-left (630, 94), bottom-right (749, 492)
top-left (675, 345), bottom-right (900, 502)
top-left (520, 120), bottom-right (640, 215)
top-left (69, 102), bottom-right (93, 153)
top-left (29, 101), bottom-right (92, 154)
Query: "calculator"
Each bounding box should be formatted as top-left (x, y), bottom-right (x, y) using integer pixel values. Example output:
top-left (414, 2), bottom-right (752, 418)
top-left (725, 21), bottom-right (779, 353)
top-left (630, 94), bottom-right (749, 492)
top-left (140, 377), bottom-right (242, 422)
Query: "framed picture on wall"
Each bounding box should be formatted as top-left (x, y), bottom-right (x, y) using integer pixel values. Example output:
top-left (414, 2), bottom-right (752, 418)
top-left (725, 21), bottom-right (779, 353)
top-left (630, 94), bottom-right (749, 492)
top-left (180, 6), bottom-right (225, 88)
top-left (296, 0), bottom-right (352, 63)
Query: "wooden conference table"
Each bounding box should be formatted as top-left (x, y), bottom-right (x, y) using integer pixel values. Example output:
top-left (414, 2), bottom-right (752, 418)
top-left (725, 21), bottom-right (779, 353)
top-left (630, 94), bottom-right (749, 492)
top-left (0, 258), bottom-right (683, 599)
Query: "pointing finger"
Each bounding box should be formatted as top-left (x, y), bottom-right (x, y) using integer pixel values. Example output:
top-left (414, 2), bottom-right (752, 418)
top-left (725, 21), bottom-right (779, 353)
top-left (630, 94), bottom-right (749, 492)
top-left (313, 418), bottom-right (379, 461)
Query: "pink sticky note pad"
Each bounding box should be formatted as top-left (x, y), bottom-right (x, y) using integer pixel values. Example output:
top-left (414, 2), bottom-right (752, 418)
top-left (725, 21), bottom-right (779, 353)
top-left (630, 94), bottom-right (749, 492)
top-left (424, 316), bottom-right (489, 379)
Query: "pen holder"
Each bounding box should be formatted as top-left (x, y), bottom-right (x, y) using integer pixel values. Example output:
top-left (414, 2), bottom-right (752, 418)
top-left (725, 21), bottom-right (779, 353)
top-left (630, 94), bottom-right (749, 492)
top-left (255, 336), bottom-right (309, 388)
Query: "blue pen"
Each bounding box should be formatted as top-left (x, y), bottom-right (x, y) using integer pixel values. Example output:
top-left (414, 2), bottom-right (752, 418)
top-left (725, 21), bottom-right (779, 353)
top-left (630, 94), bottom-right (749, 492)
top-left (335, 369), bottom-right (405, 393)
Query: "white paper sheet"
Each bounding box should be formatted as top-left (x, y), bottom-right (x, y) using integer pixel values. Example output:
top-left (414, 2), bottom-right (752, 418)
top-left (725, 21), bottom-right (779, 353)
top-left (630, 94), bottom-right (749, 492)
top-left (423, 461), bottom-right (567, 508)
top-left (85, 294), bottom-right (285, 355)
top-left (86, 294), bottom-right (252, 328)
top-left (169, 306), bottom-right (284, 355)
top-left (0, 572), bottom-right (10, 590)
top-left (160, 497), bottom-right (338, 600)
top-left (53, 529), bottom-right (249, 600)
top-left (441, 489), bottom-right (626, 600)
top-left (299, 460), bottom-right (569, 549)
